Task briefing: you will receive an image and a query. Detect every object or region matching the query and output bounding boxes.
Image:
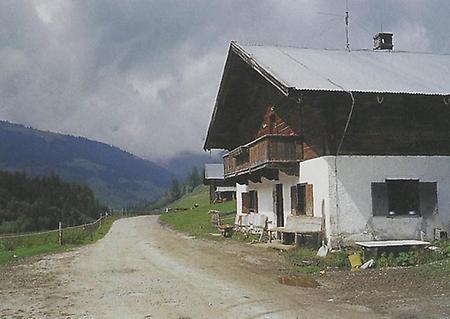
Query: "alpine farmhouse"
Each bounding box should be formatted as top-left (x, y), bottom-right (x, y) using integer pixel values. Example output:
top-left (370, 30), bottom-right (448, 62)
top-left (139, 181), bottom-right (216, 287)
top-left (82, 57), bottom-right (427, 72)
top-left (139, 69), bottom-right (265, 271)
top-left (204, 35), bottom-right (450, 247)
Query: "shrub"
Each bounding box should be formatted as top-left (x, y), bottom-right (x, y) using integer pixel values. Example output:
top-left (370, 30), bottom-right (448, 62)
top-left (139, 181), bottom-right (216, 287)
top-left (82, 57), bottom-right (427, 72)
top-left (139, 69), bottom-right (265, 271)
top-left (397, 251), bottom-right (417, 266)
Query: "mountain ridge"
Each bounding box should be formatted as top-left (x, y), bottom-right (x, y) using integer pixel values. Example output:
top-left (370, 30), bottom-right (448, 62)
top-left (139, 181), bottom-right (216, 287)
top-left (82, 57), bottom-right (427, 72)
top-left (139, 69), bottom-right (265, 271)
top-left (0, 120), bottom-right (173, 208)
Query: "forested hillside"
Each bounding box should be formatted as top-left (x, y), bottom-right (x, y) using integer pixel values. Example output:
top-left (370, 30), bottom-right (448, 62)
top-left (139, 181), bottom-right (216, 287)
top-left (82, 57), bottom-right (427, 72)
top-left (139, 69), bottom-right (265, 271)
top-left (0, 121), bottom-right (173, 208)
top-left (0, 171), bottom-right (106, 233)
top-left (162, 151), bottom-right (225, 180)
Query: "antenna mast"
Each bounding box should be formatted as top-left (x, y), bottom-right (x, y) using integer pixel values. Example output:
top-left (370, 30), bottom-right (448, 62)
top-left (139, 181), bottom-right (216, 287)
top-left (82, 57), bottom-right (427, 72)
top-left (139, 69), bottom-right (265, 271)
top-left (345, 0), bottom-right (350, 50)
top-left (317, 0), bottom-right (350, 50)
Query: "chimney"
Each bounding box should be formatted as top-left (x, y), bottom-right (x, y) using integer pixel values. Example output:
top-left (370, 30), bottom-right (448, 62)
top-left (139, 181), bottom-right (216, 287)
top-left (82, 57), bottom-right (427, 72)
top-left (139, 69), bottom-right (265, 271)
top-left (373, 32), bottom-right (393, 50)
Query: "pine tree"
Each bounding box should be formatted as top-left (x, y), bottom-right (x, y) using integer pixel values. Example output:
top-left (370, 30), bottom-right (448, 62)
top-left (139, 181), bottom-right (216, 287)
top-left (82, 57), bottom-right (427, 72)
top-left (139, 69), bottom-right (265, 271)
top-left (190, 166), bottom-right (201, 188)
top-left (169, 178), bottom-right (181, 201)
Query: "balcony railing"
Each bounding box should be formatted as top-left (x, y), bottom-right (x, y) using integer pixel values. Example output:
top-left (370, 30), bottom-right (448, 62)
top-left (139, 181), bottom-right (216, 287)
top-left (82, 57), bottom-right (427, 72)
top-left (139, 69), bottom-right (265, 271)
top-left (223, 135), bottom-right (302, 178)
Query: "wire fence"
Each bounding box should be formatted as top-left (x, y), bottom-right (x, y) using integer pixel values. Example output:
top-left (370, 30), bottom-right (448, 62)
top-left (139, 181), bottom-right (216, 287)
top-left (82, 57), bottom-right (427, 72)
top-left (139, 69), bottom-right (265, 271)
top-left (0, 215), bottom-right (109, 251)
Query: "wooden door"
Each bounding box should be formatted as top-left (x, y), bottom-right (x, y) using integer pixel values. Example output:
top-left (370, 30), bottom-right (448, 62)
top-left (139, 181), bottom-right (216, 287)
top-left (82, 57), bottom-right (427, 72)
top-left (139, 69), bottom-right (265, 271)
top-left (273, 184), bottom-right (284, 227)
top-left (305, 184), bottom-right (314, 216)
top-left (242, 192), bottom-right (250, 214)
top-left (296, 183), bottom-right (314, 216)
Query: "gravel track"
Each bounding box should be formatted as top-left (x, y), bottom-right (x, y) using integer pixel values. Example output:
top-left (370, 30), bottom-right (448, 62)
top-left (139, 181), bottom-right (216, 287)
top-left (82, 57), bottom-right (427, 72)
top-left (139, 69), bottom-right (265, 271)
top-left (0, 216), bottom-right (396, 318)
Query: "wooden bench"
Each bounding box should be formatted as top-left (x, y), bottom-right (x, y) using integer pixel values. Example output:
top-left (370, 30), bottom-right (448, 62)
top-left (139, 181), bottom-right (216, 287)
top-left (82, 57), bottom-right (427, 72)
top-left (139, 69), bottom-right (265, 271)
top-left (268, 215), bottom-right (324, 246)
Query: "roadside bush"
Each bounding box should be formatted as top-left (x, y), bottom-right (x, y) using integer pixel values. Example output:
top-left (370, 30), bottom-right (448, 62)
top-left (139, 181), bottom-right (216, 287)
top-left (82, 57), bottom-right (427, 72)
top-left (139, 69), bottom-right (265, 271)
top-left (375, 242), bottom-right (449, 268)
top-left (0, 238), bottom-right (15, 251)
top-left (63, 228), bottom-right (90, 245)
top-left (326, 250), bottom-right (349, 268)
top-left (285, 241), bottom-right (450, 273)
top-left (434, 240), bottom-right (450, 258)
top-left (396, 251), bottom-right (417, 266)
top-left (377, 255), bottom-right (388, 268)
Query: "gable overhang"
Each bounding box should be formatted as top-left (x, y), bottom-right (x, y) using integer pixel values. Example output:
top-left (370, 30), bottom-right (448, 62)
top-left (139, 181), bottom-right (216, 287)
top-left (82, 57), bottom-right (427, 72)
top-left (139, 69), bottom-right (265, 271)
top-left (204, 42), bottom-right (296, 151)
top-left (230, 42), bottom-right (294, 97)
top-left (204, 42), bottom-right (450, 151)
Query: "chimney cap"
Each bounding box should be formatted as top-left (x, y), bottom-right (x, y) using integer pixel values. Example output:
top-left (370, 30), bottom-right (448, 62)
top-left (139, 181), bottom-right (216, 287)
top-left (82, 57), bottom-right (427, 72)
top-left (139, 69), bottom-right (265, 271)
top-left (373, 32), bottom-right (393, 39)
top-left (373, 32), bottom-right (393, 50)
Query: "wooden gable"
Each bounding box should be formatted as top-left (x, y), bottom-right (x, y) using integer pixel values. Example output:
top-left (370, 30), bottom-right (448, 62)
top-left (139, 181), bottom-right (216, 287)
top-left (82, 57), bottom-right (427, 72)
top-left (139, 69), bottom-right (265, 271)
top-left (256, 106), bottom-right (299, 138)
top-left (205, 42), bottom-right (450, 158)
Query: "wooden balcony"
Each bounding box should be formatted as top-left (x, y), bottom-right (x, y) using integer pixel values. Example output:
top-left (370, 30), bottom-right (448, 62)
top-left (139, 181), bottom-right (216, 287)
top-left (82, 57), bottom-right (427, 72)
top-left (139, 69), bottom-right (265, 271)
top-left (223, 135), bottom-right (302, 182)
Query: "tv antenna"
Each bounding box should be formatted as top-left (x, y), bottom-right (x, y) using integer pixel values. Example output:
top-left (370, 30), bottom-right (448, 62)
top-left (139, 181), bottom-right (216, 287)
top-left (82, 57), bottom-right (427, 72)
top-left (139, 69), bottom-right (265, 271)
top-left (317, 0), bottom-right (350, 50)
top-left (345, 0), bottom-right (350, 50)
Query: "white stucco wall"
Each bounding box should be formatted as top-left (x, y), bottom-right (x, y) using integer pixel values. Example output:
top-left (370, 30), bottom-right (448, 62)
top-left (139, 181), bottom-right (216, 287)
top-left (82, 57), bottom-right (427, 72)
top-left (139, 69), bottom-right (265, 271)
top-left (300, 156), bottom-right (450, 246)
top-left (235, 172), bottom-right (298, 229)
top-left (299, 157), bottom-right (333, 243)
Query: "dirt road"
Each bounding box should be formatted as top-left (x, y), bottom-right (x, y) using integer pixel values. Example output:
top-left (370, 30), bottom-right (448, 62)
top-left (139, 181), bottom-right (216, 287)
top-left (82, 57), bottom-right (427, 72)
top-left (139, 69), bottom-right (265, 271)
top-left (0, 216), bottom-right (446, 318)
top-left (0, 216), bottom-right (378, 318)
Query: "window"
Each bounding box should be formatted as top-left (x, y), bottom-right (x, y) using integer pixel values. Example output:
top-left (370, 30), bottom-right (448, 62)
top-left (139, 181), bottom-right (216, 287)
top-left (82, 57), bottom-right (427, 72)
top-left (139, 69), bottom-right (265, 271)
top-left (242, 191), bottom-right (258, 213)
top-left (387, 180), bottom-right (419, 216)
top-left (291, 183), bottom-right (313, 216)
top-left (249, 191), bottom-right (258, 212)
top-left (371, 180), bottom-right (438, 217)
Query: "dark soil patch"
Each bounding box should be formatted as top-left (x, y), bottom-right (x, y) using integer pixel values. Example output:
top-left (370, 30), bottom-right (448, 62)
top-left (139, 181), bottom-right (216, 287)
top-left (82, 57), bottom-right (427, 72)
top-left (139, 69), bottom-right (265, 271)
top-left (319, 265), bottom-right (450, 319)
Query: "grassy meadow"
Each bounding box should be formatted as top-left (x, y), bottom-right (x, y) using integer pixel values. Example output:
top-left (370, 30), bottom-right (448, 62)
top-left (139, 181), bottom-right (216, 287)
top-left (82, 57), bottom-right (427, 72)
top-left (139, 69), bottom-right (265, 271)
top-left (159, 185), bottom-right (236, 239)
top-left (159, 186), bottom-right (450, 277)
top-left (0, 216), bottom-right (119, 265)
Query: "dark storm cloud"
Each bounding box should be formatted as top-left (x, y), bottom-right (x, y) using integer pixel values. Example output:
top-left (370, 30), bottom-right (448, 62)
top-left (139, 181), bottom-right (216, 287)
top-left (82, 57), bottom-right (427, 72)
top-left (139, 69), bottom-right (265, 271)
top-left (0, 0), bottom-right (448, 160)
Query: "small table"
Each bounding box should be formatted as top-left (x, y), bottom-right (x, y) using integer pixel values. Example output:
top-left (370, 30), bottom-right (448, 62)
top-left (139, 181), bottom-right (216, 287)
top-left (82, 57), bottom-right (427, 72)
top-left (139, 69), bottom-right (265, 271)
top-left (355, 240), bottom-right (430, 258)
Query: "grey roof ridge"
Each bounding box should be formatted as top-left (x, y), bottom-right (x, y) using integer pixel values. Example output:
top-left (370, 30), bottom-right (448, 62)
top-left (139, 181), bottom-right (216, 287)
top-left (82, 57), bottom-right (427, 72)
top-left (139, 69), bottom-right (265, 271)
top-left (275, 46), bottom-right (350, 92)
top-left (233, 40), bottom-right (450, 56)
top-left (231, 41), bottom-right (450, 96)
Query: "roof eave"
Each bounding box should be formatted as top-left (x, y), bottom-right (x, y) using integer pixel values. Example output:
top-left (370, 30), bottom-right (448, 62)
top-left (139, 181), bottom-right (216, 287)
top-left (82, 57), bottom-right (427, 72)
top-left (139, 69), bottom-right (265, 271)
top-left (203, 44), bottom-right (235, 151)
top-left (230, 41), bottom-right (291, 97)
top-left (204, 42), bottom-right (295, 151)
top-left (204, 42), bottom-right (450, 150)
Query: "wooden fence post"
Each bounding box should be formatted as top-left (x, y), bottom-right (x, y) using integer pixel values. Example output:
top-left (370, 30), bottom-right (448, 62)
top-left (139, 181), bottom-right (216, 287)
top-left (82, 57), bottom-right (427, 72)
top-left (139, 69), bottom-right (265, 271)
top-left (58, 221), bottom-right (63, 246)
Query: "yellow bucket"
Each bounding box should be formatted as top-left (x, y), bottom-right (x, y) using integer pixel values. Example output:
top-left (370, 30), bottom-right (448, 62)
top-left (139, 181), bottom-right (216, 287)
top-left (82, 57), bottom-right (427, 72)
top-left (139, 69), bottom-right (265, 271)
top-left (348, 253), bottom-right (362, 271)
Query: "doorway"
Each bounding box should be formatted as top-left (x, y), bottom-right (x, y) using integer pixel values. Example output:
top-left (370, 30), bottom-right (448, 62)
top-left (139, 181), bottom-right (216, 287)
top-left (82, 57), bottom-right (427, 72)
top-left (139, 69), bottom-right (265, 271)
top-left (274, 184), bottom-right (284, 227)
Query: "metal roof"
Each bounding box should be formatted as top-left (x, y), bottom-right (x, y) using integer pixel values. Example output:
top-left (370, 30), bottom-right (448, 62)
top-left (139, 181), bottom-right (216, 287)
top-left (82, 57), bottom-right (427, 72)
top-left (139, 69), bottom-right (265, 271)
top-left (233, 42), bottom-right (450, 96)
top-left (204, 164), bottom-right (224, 180)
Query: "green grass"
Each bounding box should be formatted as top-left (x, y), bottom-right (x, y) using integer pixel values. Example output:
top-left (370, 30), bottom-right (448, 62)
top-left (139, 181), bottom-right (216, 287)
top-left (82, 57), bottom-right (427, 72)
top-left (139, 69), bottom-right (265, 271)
top-left (283, 247), bottom-right (350, 273)
top-left (168, 185), bottom-right (213, 208)
top-left (0, 216), bottom-right (119, 265)
top-left (284, 241), bottom-right (450, 275)
top-left (159, 186), bottom-right (236, 239)
top-left (412, 241), bottom-right (450, 279)
top-left (158, 187), bottom-right (450, 279)
top-left (0, 243), bottom-right (66, 264)
top-left (414, 258), bottom-right (450, 279)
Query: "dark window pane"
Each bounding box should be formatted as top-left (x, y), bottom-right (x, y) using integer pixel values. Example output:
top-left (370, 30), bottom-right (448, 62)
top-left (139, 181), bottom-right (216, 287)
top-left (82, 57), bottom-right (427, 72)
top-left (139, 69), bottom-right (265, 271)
top-left (386, 179), bottom-right (420, 216)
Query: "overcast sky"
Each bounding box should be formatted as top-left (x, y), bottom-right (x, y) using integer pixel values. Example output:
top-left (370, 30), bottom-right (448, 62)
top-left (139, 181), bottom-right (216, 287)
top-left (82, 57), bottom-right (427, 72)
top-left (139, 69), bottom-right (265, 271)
top-left (0, 0), bottom-right (449, 161)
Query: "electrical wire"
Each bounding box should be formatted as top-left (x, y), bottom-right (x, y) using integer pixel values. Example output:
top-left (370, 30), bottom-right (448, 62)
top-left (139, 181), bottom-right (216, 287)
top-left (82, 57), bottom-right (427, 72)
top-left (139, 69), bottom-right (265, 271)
top-left (336, 91), bottom-right (355, 155)
top-left (334, 90), bottom-right (355, 247)
top-left (274, 46), bottom-right (357, 246)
